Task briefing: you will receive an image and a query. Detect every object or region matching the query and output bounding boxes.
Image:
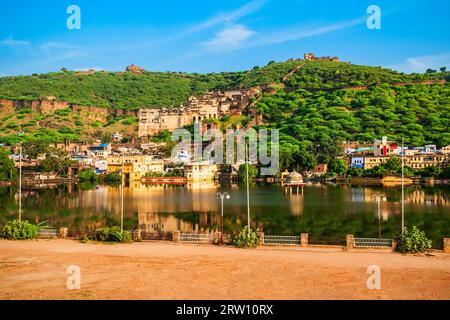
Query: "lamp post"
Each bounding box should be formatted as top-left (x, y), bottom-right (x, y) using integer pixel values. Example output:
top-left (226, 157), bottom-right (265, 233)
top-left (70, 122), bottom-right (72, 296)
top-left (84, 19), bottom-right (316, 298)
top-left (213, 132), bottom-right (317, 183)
top-left (120, 154), bottom-right (124, 232)
top-left (245, 142), bottom-right (250, 229)
top-left (18, 130), bottom-right (24, 223)
top-left (372, 194), bottom-right (386, 239)
top-left (216, 192), bottom-right (230, 245)
top-left (401, 137), bottom-right (405, 235)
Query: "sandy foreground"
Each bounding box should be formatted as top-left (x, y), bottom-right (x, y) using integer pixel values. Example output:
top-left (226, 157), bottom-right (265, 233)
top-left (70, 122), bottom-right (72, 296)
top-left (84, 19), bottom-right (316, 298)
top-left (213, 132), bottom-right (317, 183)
top-left (0, 239), bottom-right (449, 300)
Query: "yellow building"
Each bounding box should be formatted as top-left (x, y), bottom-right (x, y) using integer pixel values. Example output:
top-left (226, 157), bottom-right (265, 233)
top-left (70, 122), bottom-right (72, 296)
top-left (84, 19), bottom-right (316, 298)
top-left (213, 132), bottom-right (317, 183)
top-left (404, 154), bottom-right (448, 169)
top-left (363, 156), bottom-right (390, 169)
top-left (364, 154), bottom-right (448, 170)
top-left (184, 162), bottom-right (219, 182)
top-left (107, 155), bottom-right (164, 181)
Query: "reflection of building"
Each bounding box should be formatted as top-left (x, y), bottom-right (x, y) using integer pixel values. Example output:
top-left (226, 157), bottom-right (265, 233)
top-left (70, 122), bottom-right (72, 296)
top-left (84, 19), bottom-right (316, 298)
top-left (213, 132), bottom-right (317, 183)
top-left (405, 189), bottom-right (450, 205)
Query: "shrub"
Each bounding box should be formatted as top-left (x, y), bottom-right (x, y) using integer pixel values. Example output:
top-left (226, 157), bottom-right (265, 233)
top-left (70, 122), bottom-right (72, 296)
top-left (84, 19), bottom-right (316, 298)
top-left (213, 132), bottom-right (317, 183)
top-left (233, 226), bottom-right (260, 248)
top-left (78, 168), bottom-right (98, 182)
top-left (94, 226), bottom-right (131, 243)
top-left (397, 226), bottom-right (432, 254)
top-left (1, 220), bottom-right (38, 240)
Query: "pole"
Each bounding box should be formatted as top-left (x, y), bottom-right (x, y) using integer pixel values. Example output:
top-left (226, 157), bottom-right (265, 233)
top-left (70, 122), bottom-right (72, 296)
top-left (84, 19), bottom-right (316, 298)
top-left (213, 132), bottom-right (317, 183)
top-left (221, 196), bottom-right (224, 244)
top-left (120, 156), bottom-right (124, 232)
top-left (401, 137), bottom-right (404, 235)
top-left (246, 143), bottom-right (250, 229)
top-left (18, 143), bottom-right (22, 223)
top-left (377, 199), bottom-right (381, 240)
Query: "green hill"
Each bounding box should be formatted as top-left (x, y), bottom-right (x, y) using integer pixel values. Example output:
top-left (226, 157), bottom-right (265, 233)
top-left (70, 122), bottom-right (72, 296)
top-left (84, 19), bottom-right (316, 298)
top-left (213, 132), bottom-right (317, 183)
top-left (0, 59), bottom-right (448, 158)
top-left (0, 60), bottom-right (446, 109)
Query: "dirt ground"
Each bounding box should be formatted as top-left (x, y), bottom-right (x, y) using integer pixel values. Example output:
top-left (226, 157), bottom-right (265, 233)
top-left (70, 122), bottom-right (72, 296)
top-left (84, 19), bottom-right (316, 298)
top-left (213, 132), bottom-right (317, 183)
top-left (0, 239), bottom-right (449, 300)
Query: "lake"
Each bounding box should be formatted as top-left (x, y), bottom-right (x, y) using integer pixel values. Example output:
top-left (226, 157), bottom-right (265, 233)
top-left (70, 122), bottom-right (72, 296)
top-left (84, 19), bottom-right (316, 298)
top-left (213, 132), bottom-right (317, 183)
top-left (0, 183), bottom-right (448, 248)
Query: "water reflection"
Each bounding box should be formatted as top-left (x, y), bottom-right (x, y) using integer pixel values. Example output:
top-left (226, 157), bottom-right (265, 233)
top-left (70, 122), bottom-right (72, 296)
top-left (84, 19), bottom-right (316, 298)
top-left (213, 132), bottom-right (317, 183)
top-left (0, 183), bottom-right (448, 247)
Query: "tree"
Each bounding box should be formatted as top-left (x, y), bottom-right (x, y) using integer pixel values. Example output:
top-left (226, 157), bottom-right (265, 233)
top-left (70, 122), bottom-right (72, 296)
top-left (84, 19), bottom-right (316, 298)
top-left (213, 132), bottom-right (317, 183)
top-left (23, 141), bottom-right (49, 159)
top-left (78, 168), bottom-right (98, 182)
top-left (238, 163), bottom-right (258, 186)
top-left (328, 158), bottom-right (348, 176)
top-left (440, 67), bottom-right (446, 73)
top-left (0, 150), bottom-right (16, 182)
top-left (38, 149), bottom-right (73, 175)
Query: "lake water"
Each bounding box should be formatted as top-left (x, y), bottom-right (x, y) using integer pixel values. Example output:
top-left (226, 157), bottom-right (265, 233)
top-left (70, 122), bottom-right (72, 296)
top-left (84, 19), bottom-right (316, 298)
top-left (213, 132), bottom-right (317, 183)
top-left (0, 183), bottom-right (448, 248)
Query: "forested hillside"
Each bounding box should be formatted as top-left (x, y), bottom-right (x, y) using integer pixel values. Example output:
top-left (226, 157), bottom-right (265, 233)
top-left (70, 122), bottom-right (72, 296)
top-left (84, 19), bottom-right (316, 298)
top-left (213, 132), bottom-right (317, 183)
top-left (0, 59), bottom-right (448, 160)
top-left (0, 59), bottom-right (446, 109)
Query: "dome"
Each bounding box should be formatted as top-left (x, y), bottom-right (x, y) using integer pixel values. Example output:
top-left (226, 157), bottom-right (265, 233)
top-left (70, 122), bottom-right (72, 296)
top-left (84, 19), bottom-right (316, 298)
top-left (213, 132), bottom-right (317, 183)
top-left (284, 170), bottom-right (303, 184)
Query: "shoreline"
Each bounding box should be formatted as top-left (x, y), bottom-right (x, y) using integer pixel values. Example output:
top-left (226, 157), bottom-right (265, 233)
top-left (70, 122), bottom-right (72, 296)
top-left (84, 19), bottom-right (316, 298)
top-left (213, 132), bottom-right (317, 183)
top-left (0, 239), bottom-right (449, 300)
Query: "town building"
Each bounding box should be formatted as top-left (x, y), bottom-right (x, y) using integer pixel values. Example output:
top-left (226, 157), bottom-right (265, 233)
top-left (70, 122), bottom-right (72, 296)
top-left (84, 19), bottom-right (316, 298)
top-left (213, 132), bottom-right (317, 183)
top-left (304, 52), bottom-right (340, 62)
top-left (363, 156), bottom-right (391, 170)
top-left (88, 143), bottom-right (111, 158)
top-left (311, 163), bottom-right (328, 175)
top-left (374, 136), bottom-right (399, 157)
top-left (111, 132), bottom-right (124, 143)
top-left (350, 156), bottom-right (364, 169)
top-left (138, 90), bottom-right (252, 137)
top-left (184, 162), bottom-right (219, 182)
top-left (126, 64), bottom-right (145, 73)
top-left (403, 154), bottom-right (448, 170)
top-left (440, 145), bottom-right (450, 154)
top-left (107, 154), bottom-right (164, 181)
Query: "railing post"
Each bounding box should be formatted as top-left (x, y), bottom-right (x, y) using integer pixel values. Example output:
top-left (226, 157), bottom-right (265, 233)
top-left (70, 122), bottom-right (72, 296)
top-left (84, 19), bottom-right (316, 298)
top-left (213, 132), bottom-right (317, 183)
top-left (301, 233), bottom-right (308, 247)
top-left (59, 227), bottom-right (68, 239)
top-left (257, 232), bottom-right (264, 245)
top-left (444, 238), bottom-right (450, 253)
top-left (133, 229), bottom-right (141, 241)
top-left (173, 231), bottom-right (181, 243)
top-left (346, 234), bottom-right (354, 250)
top-left (391, 239), bottom-right (398, 251)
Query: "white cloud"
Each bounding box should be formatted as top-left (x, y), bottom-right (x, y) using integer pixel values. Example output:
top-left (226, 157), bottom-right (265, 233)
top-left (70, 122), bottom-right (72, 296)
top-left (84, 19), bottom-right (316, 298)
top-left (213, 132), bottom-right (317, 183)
top-left (74, 67), bottom-right (105, 72)
top-left (167, 0), bottom-right (267, 42)
top-left (190, 0), bottom-right (267, 32)
top-left (0, 36), bottom-right (31, 54)
top-left (388, 52), bottom-right (450, 73)
top-left (40, 42), bottom-right (79, 56)
top-left (202, 24), bottom-right (256, 53)
top-left (249, 16), bottom-right (366, 47)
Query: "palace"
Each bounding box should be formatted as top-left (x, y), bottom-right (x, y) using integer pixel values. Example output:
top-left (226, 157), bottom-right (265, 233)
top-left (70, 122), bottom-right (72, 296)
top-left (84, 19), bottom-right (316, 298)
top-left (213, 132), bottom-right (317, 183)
top-left (138, 90), bottom-right (252, 137)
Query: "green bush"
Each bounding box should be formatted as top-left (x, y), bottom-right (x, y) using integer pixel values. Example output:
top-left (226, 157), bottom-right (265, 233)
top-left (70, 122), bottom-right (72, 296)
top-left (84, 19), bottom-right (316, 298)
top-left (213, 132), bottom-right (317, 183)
top-left (397, 226), bottom-right (432, 254)
top-left (233, 226), bottom-right (260, 248)
top-left (78, 168), bottom-right (98, 182)
top-left (94, 226), bottom-right (132, 243)
top-left (1, 220), bottom-right (38, 240)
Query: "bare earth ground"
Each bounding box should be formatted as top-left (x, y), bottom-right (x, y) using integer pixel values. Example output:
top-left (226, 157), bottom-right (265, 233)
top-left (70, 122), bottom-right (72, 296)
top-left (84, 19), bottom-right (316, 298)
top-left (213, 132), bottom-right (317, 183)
top-left (0, 239), bottom-right (449, 300)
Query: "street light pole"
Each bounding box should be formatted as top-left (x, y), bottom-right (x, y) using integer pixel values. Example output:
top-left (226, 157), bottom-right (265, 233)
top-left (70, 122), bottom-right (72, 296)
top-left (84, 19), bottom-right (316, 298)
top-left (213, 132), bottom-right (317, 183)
top-left (216, 192), bottom-right (230, 245)
top-left (245, 142), bottom-right (250, 229)
top-left (401, 137), bottom-right (405, 235)
top-left (372, 194), bottom-right (386, 240)
top-left (18, 142), bottom-right (22, 223)
top-left (120, 155), bottom-right (124, 232)
top-left (18, 129), bottom-right (24, 223)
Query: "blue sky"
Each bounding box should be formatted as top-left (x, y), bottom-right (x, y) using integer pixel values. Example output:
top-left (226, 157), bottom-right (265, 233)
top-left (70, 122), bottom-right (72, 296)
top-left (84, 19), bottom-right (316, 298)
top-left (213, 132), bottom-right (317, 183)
top-left (1, 0), bottom-right (449, 76)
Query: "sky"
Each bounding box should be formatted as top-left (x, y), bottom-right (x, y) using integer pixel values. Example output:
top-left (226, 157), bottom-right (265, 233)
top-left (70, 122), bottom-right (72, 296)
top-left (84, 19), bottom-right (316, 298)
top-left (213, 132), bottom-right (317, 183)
top-left (0, 0), bottom-right (449, 76)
